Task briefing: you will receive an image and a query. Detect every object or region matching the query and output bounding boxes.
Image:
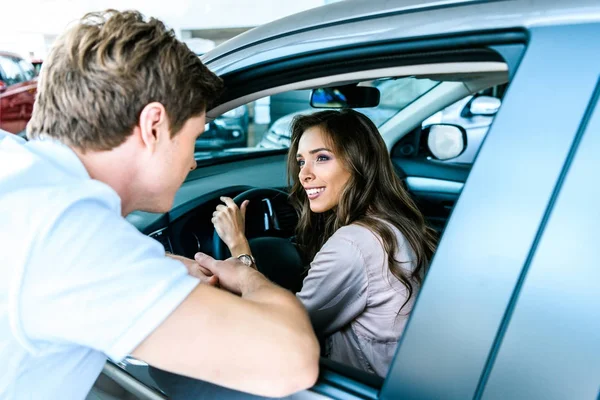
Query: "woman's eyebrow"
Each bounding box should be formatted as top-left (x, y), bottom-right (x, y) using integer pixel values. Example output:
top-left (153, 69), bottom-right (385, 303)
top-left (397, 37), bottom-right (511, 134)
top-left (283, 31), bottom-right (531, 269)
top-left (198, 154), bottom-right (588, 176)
top-left (309, 147), bottom-right (332, 154)
top-left (296, 147), bottom-right (333, 158)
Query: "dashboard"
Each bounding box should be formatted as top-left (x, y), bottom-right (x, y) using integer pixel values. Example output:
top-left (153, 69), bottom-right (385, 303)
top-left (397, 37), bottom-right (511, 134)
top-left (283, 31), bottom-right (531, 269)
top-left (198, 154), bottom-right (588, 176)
top-left (125, 152), bottom-right (296, 259)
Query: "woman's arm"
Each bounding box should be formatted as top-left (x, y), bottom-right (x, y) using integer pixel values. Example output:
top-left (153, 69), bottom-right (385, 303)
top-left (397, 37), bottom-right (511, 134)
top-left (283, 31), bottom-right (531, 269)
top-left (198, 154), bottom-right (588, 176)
top-left (212, 196), bottom-right (253, 257)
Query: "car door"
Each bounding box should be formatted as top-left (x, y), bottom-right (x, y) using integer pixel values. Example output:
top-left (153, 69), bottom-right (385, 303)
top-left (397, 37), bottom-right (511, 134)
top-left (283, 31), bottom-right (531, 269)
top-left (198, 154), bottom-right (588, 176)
top-left (384, 22), bottom-right (600, 400)
top-left (480, 66), bottom-right (600, 400)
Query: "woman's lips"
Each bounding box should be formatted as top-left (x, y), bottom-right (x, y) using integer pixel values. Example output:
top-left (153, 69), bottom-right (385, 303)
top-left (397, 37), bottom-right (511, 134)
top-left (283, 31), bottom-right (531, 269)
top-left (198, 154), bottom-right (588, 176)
top-left (306, 186), bottom-right (325, 200)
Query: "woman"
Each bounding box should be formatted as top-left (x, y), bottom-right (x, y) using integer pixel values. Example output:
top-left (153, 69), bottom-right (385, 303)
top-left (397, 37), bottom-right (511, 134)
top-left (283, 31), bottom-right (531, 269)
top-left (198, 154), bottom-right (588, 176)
top-left (212, 109), bottom-right (437, 377)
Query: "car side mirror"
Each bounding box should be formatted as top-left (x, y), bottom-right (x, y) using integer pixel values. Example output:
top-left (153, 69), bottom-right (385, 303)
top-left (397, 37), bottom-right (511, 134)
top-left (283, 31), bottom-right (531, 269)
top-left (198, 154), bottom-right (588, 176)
top-left (424, 123), bottom-right (467, 161)
top-left (469, 95), bottom-right (501, 116)
top-left (0, 81), bottom-right (7, 93)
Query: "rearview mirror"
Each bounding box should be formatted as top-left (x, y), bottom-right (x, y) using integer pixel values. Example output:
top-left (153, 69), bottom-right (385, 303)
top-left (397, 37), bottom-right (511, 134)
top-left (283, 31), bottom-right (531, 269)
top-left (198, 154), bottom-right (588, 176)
top-left (310, 86), bottom-right (380, 108)
top-left (425, 124), bottom-right (467, 161)
top-left (0, 81), bottom-right (7, 93)
top-left (469, 95), bottom-right (501, 116)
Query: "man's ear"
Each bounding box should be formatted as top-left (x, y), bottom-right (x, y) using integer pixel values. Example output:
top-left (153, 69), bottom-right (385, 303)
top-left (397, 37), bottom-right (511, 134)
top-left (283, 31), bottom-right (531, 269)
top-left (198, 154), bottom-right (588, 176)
top-left (138, 102), bottom-right (169, 151)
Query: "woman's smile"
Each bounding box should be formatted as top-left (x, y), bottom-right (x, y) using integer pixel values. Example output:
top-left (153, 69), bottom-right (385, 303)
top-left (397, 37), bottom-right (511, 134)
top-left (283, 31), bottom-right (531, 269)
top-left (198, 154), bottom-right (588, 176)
top-left (305, 186), bottom-right (326, 200)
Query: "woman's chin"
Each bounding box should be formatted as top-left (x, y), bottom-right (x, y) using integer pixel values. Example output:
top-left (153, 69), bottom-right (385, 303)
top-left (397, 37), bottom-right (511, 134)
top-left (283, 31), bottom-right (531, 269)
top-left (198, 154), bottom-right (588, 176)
top-left (309, 200), bottom-right (333, 214)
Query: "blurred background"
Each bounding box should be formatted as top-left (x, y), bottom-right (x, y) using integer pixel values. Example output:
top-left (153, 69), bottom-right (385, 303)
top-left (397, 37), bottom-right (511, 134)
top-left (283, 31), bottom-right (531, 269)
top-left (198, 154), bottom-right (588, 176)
top-left (0, 0), bottom-right (344, 61)
top-left (0, 0), bottom-right (345, 142)
top-left (0, 0), bottom-right (502, 164)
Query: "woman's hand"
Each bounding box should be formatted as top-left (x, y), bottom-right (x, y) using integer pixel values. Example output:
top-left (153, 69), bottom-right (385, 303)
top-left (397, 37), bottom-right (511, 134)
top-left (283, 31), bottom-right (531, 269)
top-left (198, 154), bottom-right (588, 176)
top-left (212, 196), bottom-right (251, 256)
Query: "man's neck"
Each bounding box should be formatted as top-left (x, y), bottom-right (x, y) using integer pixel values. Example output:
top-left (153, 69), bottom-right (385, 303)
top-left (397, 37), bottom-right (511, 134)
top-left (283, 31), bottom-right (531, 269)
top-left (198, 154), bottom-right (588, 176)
top-left (71, 145), bottom-right (139, 216)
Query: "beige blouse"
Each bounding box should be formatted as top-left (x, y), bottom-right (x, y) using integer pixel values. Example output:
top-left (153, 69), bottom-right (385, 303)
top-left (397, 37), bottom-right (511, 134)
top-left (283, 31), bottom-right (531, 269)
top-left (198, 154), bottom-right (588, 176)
top-left (296, 222), bottom-right (417, 377)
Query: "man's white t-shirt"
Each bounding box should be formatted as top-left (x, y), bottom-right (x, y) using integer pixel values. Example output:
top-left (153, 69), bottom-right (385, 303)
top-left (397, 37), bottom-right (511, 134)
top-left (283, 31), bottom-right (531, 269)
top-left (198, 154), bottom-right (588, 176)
top-left (0, 132), bottom-right (200, 399)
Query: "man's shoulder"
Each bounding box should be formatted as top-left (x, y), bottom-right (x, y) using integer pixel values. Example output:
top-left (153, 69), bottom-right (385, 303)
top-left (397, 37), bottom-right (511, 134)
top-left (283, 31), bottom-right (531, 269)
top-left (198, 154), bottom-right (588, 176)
top-left (0, 138), bottom-right (121, 216)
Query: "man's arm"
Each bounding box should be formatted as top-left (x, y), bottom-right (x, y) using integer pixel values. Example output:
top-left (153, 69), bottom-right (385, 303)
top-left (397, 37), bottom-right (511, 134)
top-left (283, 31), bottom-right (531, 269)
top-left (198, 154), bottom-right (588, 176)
top-left (132, 254), bottom-right (320, 398)
top-left (19, 196), bottom-right (317, 398)
top-left (165, 253), bottom-right (219, 285)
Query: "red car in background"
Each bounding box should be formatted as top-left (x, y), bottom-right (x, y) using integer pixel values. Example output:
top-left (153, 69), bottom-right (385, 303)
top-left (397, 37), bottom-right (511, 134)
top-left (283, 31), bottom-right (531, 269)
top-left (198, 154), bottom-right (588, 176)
top-left (0, 51), bottom-right (37, 135)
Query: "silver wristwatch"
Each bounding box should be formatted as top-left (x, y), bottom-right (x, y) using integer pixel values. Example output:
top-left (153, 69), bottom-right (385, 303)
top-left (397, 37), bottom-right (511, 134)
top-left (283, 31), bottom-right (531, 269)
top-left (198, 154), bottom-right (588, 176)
top-left (237, 254), bottom-right (256, 267)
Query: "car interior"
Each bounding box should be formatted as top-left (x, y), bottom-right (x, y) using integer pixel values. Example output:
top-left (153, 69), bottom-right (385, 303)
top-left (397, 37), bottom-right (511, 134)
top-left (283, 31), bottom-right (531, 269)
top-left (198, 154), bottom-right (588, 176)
top-left (93, 58), bottom-right (510, 398)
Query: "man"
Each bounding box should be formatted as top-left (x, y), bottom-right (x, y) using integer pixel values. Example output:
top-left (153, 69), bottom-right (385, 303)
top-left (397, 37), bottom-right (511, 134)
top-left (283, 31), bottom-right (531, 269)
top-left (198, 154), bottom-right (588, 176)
top-left (0, 10), bottom-right (319, 400)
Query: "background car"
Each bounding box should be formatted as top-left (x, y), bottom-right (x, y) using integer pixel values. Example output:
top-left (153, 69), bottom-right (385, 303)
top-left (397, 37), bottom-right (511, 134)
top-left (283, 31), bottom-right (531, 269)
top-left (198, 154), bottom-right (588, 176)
top-left (0, 51), bottom-right (37, 136)
top-left (195, 104), bottom-right (249, 150)
top-left (185, 38), bottom-right (253, 151)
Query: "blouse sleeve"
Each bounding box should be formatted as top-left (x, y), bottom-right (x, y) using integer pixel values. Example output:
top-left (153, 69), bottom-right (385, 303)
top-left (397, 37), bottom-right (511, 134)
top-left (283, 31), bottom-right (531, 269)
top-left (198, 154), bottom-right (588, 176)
top-left (296, 234), bottom-right (368, 336)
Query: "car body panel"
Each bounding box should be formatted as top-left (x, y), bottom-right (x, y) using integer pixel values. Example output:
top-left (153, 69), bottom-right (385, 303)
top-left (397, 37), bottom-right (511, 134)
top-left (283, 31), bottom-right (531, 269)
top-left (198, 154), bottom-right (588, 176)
top-left (383, 22), bottom-right (600, 399)
top-left (203, 0), bottom-right (600, 76)
top-left (481, 80), bottom-right (600, 400)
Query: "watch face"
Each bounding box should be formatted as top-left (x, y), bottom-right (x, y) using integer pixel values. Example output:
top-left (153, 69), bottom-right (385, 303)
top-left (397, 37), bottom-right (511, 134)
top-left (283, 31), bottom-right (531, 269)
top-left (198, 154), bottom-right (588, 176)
top-left (238, 254), bottom-right (253, 266)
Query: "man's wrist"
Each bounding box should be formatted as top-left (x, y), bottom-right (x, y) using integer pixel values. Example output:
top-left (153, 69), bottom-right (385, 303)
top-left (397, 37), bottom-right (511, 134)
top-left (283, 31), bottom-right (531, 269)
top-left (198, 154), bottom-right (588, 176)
top-left (239, 268), bottom-right (269, 296)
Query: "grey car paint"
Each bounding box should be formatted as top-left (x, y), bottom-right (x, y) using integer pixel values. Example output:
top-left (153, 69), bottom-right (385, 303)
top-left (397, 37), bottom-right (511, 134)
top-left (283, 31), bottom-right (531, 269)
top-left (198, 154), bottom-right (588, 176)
top-left (202, 0), bottom-right (600, 76)
top-left (385, 22), bottom-right (600, 400)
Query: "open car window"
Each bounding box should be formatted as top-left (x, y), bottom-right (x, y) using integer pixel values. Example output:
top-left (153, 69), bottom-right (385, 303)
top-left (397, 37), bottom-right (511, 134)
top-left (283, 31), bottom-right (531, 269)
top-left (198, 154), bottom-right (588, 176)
top-left (194, 77), bottom-right (439, 162)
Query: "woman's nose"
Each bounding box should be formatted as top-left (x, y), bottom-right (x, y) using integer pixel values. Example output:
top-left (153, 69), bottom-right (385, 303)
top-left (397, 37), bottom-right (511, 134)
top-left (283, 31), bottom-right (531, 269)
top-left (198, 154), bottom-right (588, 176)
top-left (299, 163), bottom-right (314, 182)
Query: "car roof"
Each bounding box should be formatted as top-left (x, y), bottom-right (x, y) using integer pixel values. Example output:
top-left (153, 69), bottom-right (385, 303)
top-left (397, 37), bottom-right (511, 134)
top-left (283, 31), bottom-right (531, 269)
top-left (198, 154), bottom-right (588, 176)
top-left (203, 0), bottom-right (600, 75)
top-left (0, 51), bottom-right (24, 59)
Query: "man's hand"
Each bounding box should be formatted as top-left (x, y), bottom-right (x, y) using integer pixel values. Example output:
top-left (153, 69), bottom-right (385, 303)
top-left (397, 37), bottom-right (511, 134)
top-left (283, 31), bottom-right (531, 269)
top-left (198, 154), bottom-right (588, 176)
top-left (167, 253), bottom-right (218, 286)
top-left (194, 252), bottom-right (260, 295)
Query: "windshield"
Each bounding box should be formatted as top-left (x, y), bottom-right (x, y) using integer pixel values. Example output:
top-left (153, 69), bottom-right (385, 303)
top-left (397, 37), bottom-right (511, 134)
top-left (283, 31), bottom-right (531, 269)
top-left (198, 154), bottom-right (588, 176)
top-left (195, 76), bottom-right (439, 161)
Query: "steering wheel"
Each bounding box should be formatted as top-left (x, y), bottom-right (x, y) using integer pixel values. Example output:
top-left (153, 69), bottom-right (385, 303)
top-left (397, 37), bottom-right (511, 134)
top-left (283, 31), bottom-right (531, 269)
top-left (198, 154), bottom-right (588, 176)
top-left (212, 187), bottom-right (306, 292)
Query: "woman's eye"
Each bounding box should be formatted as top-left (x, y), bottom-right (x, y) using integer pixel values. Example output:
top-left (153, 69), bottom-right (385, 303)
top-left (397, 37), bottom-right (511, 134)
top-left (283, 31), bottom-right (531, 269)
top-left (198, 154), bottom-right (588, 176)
top-left (297, 159), bottom-right (305, 167)
top-left (316, 155), bottom-right (330, 162)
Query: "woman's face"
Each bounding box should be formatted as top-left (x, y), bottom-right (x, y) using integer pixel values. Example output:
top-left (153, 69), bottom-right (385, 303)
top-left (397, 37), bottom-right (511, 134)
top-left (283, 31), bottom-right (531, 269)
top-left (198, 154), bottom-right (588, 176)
top-left (296, 126), bottom-right (351, 213)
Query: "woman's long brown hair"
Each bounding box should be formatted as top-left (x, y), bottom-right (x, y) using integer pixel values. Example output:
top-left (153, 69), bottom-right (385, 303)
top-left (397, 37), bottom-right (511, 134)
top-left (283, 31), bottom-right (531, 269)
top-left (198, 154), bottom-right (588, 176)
top-left (287, 109), bottom-right (438, 311)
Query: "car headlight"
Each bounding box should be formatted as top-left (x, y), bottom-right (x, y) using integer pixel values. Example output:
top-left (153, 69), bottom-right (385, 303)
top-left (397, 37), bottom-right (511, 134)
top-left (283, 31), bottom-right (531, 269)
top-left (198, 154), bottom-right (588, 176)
top-left (222, 106), bottom-right (246, 118)
top-left (270, 121), bottom-right (292, 138)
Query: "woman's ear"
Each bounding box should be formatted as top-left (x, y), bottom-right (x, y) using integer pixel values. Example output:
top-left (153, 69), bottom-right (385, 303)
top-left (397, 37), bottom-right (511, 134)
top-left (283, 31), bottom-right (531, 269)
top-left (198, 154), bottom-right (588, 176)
top-left (138, 102), bottom-right (169, 151)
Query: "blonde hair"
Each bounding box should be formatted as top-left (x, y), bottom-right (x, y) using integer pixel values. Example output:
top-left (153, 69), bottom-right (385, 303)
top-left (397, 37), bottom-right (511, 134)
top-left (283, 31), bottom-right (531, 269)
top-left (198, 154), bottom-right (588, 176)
top-left (28, 10), bottom-right (223, 151)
